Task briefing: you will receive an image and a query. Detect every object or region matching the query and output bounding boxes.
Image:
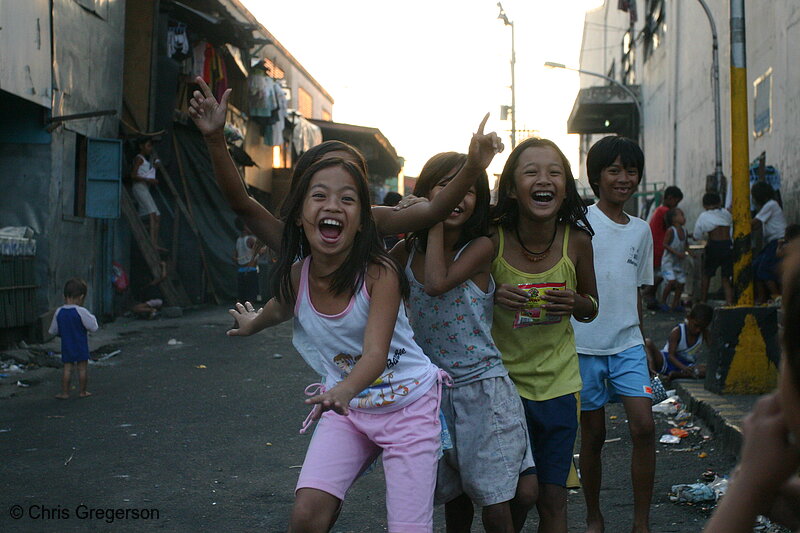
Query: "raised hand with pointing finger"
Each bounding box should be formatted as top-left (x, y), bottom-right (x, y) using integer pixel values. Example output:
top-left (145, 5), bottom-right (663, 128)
top-left (467, 112), bottom-right (505, 171)
top-left (187, 76), bottom-right (231, 138)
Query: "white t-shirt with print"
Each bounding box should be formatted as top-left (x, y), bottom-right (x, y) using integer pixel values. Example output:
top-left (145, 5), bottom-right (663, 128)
top-left (573, 204), bottom-right (654, 355)
top-left (755, 199), bottom-right (787, 243)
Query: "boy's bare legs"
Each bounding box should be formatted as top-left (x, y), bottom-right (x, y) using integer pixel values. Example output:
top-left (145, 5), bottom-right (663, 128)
top-left (580, 408), bottom-right (606, 533)
top-left (444, 493), bottom-right (474, 532)
top-left (510, 473), bottom-right (538, 532)
top-left (77, 360), bottom-right (90, 397)
top-left (722, 276), bottom-right (734, 305)
top-left (621, 396), bottom-right (655, 533)
top-left (671, 283), bottom-right (684, 309)
top-left (700, 275), bottom-right (710, 303)
top-left (537, 484), bottom-right (568, 533)
top-left (56, 362), bottom-right (72, 399)
top-left (482, 501), bottom-right (515, 533)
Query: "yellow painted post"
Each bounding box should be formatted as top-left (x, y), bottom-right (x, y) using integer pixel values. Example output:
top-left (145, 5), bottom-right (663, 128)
top-left (729, 0), bottom-right (753, 305)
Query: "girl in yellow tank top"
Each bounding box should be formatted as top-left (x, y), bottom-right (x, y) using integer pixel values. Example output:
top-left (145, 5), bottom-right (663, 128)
top-left (488, 138), bottom-right (598, 531)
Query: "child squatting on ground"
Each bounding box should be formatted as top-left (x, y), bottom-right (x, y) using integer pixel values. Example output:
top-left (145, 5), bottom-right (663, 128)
top-left (645, 303), bottom-right (713, 385)
top-left (572, 136), bottom-right (656, 533)
top-left (49, 278), bottom-right (99, 399)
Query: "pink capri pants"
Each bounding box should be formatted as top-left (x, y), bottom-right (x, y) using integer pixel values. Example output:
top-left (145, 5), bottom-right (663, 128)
top-left (297, 381), bottom-right (442, 532)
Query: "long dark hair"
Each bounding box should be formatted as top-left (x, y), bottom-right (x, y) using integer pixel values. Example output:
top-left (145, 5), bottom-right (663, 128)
top-left (280, 141), bottom-right (368, 219)
top-left (405, 152), bottom-right (490, 253)
top-left (271, 157), bottom-right (408, 303)
top-left (490, 137), bottom-right (593, 236)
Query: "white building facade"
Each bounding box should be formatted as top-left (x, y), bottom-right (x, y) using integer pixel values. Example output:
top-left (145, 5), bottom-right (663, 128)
top-left (573, 0), bottom-right (799, 226)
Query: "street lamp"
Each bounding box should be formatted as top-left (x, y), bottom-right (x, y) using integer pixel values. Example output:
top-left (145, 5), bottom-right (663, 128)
top-left (693, 0), bottom-right (724, 193)
top-left (497, 2), bottom-right (516, 148)
top-left (544, 61), bottom-right (644, 147)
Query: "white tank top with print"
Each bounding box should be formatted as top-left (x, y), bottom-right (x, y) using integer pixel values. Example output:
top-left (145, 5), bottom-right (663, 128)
top-left (292, 257), bottom-right (438, 413)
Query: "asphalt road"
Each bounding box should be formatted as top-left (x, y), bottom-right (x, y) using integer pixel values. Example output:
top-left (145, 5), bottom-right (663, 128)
top-left (0, 306), bottom-right (737, 532)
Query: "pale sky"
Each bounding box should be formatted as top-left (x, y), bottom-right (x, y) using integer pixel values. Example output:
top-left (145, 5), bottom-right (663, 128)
top-left (242, 0), bottom-right (604, 183)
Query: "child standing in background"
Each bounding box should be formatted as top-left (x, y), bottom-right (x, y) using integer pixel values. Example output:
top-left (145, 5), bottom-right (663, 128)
top-left (49, 278), bottom-right (99, 399)
top-left (130, 137), bottom-right (165, 252)
top-left (233, 218), bottom-right (266, 305)
top-left (572, 136), bottom-right (655, 533)
top-left (693, 192), bottom-right (734, 305)
top-left (660, 207), bottom-right (689, 312)
top-left (751, 181), bottom-right (787, 304)
top-left (646, 186), bottom-right (683, 309)
top-left (490, 137), bottom-right (598, 532)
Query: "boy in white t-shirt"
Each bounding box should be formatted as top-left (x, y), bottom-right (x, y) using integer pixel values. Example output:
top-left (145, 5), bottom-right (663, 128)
top-left (572, 136), bottom-right (655, 533)
top-left (751, 181), bottom-right (787, 304)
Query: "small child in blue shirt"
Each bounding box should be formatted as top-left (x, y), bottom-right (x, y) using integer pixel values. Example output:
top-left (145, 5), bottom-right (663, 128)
top-left (48, 278), bottom-right (99, 399)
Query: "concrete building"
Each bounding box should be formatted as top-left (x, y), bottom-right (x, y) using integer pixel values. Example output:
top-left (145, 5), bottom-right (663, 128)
top-left (570, 0), bottom-right (799, 225)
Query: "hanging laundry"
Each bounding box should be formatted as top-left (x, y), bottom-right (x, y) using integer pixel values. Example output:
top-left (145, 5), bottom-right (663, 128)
top-left (288, 113), bottom-right (322, 154)
top-left (167, 23), bottom-right (190, 60)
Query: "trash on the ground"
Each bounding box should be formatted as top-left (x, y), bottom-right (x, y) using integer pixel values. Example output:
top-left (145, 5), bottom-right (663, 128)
top-left (0, 428), bottom-right (11, 433)
top-left (698, 452), bottom-right (708, 458)
top-left (660, 434), bottom-right (682, 444)
top-left (98, 350), bottom-right (121, 361)
top-left (701, 470), bottom-right (716, 481)
top-left (47, 415), bottom-right (64, 419)
top-left (266, 442), bottom-right (272, 446)
top-left (167, 338), bottom-right (183, 345)
top-left (0, 373), bottom-right (8, 378)
top-left (670, 428), bottom-right (689, 438)
top-left (16, 380), bottom-right (30, 388)
top-left (64, 450), bottom-right (75, 466)
top-left (670, 482), bottom-right (716, 503)
top-left (609, 415), bottom-right (617, 420)
top-left (652, 396), bottom-right (681, 414)
top-left (272, 353), bottom-right (283, 359)
top-left (195, 364), bottom-right (207, 369)
top-left (118, 423), bottom-right (132, 427)
top-left (604, 437), bottom-right (621, 443)
top-left (675, 411), bottom-right (692, 421)
top-left (707, 476), bottom-right (729, 498)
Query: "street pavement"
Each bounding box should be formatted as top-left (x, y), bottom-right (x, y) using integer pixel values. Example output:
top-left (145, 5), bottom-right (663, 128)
top-left (0, 305), bottom-right (740, 532)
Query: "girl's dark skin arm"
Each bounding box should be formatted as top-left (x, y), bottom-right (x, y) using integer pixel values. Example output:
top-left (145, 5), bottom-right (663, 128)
top-left (188, 79), bottom-right (284, 251)
top-left (421, 223), bottom-right (493, 296)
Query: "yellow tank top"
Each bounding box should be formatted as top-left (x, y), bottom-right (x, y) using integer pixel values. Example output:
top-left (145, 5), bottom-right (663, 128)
top-left (491, 225), bottom-right (582, 401)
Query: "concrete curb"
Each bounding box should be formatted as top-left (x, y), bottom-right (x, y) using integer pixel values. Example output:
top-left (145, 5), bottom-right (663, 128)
top-left (673, 380), bottom-right (759, 459)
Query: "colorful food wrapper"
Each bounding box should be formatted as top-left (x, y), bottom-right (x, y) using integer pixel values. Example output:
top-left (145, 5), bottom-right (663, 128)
top-left (513, 282), bottom-right (566, 328)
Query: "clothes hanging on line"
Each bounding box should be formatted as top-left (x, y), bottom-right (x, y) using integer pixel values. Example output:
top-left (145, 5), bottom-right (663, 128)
top-left (288, 112), bottom-right (322, 155)
top-left (249, 72), bottom-right (288, 146)
top-left (167, 23), bottom-right (190, 60)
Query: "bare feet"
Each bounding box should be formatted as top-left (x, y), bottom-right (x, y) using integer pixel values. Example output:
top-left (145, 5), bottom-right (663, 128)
top-left (79, 391), bottom-right (92, 398)
top-left (55, 393), bottom-right (69, 400)
top-left (585, 515), bottom-right (604, 533)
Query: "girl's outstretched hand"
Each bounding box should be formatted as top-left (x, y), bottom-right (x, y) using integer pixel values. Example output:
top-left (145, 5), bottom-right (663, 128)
top-left (467, 113), bottom-right (504, 170)
top-left (495, 283), bottom-right (529, 310)
top-left (187, 76), bottom-right (232, 137)
top-left (227, 301), bottom-right (260, 336)
top-left (305, 386), bottom-right (352, 418)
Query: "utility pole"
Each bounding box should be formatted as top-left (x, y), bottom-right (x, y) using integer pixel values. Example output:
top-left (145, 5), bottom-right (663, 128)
top-left (696, 0), bottom-right (724, 191)
top-left (729, 0), bottom-right (752, 305)
top-left (497, 3), bottom-right (516, 148)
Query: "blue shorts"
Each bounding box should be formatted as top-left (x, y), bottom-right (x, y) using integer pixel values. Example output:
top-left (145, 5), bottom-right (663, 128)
top-left (519, 393), bottom-right (579, 487)
top-left (659, 351), bottom-right (694, 375)
top-left (579, 345), bottom-right (652, 411)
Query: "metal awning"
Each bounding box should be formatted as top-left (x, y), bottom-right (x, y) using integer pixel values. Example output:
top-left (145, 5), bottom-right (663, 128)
top-left (567, 84), bottom-right (641, 138)
top-left (309, 119), bottom-right (401, 177)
